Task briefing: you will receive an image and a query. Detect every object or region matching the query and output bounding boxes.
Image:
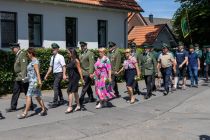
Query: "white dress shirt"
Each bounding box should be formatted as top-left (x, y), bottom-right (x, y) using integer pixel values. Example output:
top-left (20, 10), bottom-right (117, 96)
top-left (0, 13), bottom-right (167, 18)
top-left (50, 53), bottom-right (66, 73)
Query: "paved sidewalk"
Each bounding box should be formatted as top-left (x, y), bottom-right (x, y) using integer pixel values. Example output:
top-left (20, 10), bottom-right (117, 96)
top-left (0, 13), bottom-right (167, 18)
top-left (0, 80), bottom-right (210, 140)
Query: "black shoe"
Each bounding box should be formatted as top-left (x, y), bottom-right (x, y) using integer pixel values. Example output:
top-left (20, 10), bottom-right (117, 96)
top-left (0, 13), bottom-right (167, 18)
top-left (48, 102), bottom-right (59, 108)
top-left (59, 100), bottom-right (66, 105)
top-left (5, 108), bottom-right (16, 113)
top-left (163, 91), bottom-right (168, 96)
top-left (144, 96), bottom-right (149, 100)
top-left (0, 112), bottom-right (5, 120)
top-left (115, 94), bottom-right (121, 98)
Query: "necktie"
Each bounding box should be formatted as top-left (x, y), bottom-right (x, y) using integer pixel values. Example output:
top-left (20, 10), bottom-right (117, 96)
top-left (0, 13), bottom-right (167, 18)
top-left (52, 55), bottom-right (55, 73)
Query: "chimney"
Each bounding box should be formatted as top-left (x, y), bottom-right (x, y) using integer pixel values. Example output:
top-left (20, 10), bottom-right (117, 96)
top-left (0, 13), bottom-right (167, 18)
top-left (149, 14), bottom-right (153, 23)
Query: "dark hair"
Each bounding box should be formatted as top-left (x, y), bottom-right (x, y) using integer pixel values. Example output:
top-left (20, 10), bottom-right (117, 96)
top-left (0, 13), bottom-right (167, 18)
top-left (27, 47), bottom-right (36, 57)
top-left (68, 48), bottom-right (79, 60)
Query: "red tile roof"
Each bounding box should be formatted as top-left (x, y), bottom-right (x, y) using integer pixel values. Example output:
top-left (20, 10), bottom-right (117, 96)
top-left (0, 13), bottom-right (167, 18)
top-left (128, 24), bottom-right (166, 46)
top-left (59, 0), bottom-right (143, 12)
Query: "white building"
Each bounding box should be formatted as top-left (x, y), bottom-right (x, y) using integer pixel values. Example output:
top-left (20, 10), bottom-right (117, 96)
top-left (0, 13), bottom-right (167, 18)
top-left (0, 0), bottom-right (142, 50)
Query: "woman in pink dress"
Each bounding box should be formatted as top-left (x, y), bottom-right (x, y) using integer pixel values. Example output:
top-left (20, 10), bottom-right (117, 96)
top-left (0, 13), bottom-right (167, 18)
top-left (92, 48), bottom-right (115, 109)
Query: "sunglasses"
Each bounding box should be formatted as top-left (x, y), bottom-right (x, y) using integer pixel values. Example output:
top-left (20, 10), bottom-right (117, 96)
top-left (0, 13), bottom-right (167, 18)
top-left (124, 51), bottom-right (130, 53)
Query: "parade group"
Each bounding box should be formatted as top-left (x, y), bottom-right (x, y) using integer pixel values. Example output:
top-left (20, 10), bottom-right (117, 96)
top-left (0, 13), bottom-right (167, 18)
top-left (0, 41), bottom-right (210, 120)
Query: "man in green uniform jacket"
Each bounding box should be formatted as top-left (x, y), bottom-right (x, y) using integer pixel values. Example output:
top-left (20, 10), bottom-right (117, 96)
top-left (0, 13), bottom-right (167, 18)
top-left (6, 43), bottom-right (33, 112)
top-left (79, 42), bottom-right (96, 107)
top-left (107, 41), bottom-right (122, 98)
top-left (204, 45), bottom-right (210, 81)
top-left (139, 45), bottom-right (158, 99)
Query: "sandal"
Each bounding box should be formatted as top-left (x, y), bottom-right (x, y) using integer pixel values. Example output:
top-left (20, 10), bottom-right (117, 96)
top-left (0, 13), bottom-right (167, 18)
top-left (39, 109), bottom-right (47, 116)
top-left (74, 106), bottom-right (81, 112)
top-left (17, 112), bottom-right (28, 119)
top-left (65, 107), bottom-right (73, 114)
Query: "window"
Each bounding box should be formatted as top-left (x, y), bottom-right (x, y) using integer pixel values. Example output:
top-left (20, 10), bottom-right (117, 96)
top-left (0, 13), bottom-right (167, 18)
top-left (98, 20), bottom-right (107, 48)
top-left (66, 17), bottom-right (77, 48)
top-left (0, 12), bottom-right (17, 48)
top-left (28, 14), bottom-right (42, 47)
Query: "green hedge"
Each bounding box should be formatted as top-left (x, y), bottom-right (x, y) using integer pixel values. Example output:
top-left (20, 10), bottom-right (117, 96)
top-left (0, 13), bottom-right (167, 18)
top-left (0, 48), bottom-right (143, 95)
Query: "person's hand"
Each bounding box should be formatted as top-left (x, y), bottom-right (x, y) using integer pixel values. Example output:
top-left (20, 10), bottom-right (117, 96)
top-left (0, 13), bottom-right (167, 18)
top-left (179, 64), bottom-right (182, 68)
top-left (115, 71), bottom-right (119, 75)
top-left (63, 74), bottom-right (67, 81)
top-left (109, 77), bottom-right (112, 83)
top-left (37, 81), bottom-right (42, 89)
top-left (89, 74), bottom-right (94, 79)
top-left (44, 75), bottom-right (48, 81)
top-left (198, 66), bottom-right (200, 70)
top-left (81, 79), bottom-right (85, 85)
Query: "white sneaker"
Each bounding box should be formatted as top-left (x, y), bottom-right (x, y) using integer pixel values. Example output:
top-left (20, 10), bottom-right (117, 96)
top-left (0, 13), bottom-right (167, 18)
top-left (96, 103), bottom-right (102, 109)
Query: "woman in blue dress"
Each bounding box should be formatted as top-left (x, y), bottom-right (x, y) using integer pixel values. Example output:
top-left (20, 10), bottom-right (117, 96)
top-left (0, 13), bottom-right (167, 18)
top-left (18, 48), bottom-right (47, 119)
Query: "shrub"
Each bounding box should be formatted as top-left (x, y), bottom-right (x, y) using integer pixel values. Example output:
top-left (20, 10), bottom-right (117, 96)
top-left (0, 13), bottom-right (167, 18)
top-left (0, 48), bottom-right (143, 95)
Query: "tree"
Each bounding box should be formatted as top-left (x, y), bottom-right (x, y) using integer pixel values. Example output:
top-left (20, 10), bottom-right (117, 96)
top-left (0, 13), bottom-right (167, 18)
top-left (173, 0), bottom-right (210, 46)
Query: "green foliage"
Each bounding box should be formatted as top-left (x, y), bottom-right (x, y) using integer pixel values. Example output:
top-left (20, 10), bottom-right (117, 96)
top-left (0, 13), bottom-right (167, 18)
top-left (173, 0), bottom-right (210, 46)
top-left (0, 48), bottom-right (143, 95)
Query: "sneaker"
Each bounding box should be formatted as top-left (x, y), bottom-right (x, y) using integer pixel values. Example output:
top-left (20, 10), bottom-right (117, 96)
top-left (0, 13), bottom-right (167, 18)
top-left (95, 103), bottom-right (102, 109)
top-left (182, 85), bottom-right (186, 90)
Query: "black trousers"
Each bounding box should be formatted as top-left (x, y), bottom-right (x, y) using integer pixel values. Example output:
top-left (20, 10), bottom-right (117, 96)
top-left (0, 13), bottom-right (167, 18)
top-left (111, 75), bottom-right (119, 96)
top-left (11, 81), bottom-right (33, 109)
top-left (53, 72), bottom-right (64, 102)
top-left (144, 75), bottom-right (153, 97)
top-left (151, 75), bottom-right (156, 92)
top-left (79, 75), bottom-right (94, 105)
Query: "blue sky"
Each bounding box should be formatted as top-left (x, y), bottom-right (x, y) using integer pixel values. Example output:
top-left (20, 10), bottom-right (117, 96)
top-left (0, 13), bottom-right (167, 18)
top-left (137, 0), bottom-right (180, 19)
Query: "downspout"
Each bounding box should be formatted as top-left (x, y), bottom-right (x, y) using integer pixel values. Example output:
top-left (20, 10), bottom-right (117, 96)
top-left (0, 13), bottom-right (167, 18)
top-left (124, 12), bottom-right (134, 48)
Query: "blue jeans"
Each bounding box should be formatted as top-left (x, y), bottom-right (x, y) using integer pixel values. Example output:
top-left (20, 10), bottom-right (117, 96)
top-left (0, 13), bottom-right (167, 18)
top-left (188, 66), bottom-right (198, 85)
top-left (161, 67), bottom-right (172, 93)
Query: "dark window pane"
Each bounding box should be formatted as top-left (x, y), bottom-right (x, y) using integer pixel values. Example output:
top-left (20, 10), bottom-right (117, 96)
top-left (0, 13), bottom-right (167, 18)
top-left (1, 12), bottom-right (17, 47)
top-left (98, 20), bottom-right (107, 48)
top-left (28, 14), bottom-right (42, 47)
top-left (66, 17), bottom-right (77, 48)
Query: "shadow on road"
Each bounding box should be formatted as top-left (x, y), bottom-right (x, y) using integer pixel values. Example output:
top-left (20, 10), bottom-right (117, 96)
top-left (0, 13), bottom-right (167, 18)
top-left (199, 135), bottom-right (210, 140)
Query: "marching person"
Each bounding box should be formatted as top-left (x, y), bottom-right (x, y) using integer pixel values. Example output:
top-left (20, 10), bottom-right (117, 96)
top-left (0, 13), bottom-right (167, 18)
top-left (6, 43), bottom-right (34, 112)
top-left (128, 42), bottom-right (141, 95)
top-left (139, 45), bottom-right (157, 99)
top-left (117, 49), bottom-right (141, 104)
top-left (157, 43), bottom-right (176, 96)
top-left (79, 42), bottom-right (96, 107)
top-left (91, 48), bottom-right (115, 109)
top-left (204, 45), bottom-right (210, 81)
top-left (18, 48), bottom-right (47, 119)
top-left (44, 43), bottom-right (67, 108)
top-left (188, 45), bottom-right (200, 88)
top-left (107, 41), bottom-right (122, 98)
top-left (174, 42), bottom-right (188, 90)
top-left (65, 48), bottom-right (84, 114)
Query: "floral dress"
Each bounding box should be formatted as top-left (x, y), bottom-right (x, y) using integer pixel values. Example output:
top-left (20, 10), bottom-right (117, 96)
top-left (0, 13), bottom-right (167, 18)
top-left (26, 58), bottom-right (41, 97)
top-left (94, 56), bottom-right (115, 101)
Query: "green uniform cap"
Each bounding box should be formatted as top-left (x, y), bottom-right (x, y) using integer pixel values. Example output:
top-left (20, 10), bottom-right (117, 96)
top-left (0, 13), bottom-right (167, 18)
top-left (10, 43), bottom-right (20, 49)
top-left (108, 41), bottom-right (116, 48)
top-left (51, 43), bottom-right (60, 49)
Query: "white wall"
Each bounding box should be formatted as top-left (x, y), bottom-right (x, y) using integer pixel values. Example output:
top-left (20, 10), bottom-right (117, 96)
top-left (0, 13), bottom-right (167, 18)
top-left (0, 0), bottom-right (127, 49)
